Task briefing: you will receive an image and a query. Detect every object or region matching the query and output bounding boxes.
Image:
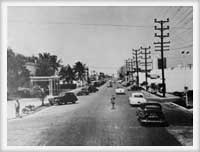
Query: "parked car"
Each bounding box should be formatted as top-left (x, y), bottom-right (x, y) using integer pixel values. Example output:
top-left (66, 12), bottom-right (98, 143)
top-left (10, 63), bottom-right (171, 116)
top-left (52, 92), bottom-right (78, 105)
top-left (127, 85), bottom-right (144, 91)
top-left (77, 87), bottom-right (90, 96)
top-left (129, 92), bottom-right (147, 106)
top-left (136, 103), bottom-right (168, 126)
top-left (115, 87), bottom-right (125, 94)
top-left (122, 82), bottom-right (131, 87)
top-left (117, 80), bottom-right (123, 84)
top-left (88, 85), bottom-right (98, 93)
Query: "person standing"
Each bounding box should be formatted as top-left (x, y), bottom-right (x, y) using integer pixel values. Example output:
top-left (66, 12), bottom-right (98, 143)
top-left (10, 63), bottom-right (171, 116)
top-left (110, 95), bottom-right (116, 109)
top-left (15, 99), bottom-right (20, 118)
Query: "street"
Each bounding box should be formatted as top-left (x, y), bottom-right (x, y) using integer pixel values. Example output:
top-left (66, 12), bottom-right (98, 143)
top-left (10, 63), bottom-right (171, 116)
top-left (7, 82), bottom-right (192, 146)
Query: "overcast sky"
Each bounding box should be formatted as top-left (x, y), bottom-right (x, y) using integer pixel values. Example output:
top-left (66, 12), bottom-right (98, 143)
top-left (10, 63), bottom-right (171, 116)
top-left (7, 6), bottom-right (193, 75)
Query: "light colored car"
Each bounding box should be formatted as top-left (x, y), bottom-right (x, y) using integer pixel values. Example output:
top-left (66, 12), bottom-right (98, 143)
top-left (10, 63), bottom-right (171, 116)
top-left (129, 92), bottom-right (147, 106)
top-left (115, 87), bottom-right (125, 94)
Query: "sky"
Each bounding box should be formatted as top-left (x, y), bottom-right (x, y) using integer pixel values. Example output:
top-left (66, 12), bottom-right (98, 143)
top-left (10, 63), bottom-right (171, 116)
top-left (7, 6), bottom-right (193, 75)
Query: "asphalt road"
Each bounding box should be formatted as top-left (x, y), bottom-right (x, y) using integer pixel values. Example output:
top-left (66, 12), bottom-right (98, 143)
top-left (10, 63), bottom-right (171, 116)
top-left (8, 83), bottom-right (182, 146)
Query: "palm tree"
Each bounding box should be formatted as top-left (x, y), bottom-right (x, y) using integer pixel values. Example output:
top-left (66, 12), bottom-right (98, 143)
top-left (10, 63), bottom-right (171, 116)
top-left (73, 61), bottom-right (86, 85)
top-left (59, 65), bottom-right (75, 84)
top-left (35, 52), bottom-right (61, 89)
top-left (36, 52), bottom-right (61, 76)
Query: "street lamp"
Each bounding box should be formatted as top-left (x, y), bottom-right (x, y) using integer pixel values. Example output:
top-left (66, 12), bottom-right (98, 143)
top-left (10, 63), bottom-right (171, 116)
top-left (181, 50), bottom-right (190, 107)
top-left (181, 50), bottom-right (190, 86)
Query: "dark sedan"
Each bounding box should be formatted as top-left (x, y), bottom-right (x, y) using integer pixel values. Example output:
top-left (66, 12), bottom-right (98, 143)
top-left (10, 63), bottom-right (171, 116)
top-left (54, 92), bottom-right (78, 105)
top-left (136, 103), bottom-right (168, 126)
top-left (77, 87), bottom-right (90, 96)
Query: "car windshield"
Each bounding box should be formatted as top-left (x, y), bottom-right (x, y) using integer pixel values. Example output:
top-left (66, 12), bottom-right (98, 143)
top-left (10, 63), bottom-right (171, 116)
top-left (134, 94), bottom-right (143, 98)
top-left (66, 92), bottom-right (74, 95)
top-left (145, 105), bottom-right (161, 110)
top-left (59, 92), bottom-right (65, 96)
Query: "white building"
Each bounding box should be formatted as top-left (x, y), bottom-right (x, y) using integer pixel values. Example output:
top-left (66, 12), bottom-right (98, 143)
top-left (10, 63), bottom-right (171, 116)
top-left (149, 65), bottom-right (193, 92)
top-left (135, 51), bottom-right (192, 92)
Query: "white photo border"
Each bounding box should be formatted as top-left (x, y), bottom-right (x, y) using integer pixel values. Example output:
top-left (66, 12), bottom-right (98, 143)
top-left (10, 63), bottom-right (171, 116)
top-left (1, 0), bottom-right (199, 152)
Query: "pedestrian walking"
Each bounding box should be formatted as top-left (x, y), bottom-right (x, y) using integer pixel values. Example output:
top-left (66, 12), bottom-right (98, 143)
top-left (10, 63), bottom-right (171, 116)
top-left (110, 95), bottom-right (116, 109)
top-left (15, 99), bottom-right (20, 118)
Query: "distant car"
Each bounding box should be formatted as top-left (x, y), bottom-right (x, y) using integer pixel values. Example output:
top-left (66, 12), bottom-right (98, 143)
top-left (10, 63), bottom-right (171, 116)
top-left (129, 92), bottom-right (147, 106)
top-left (88, 85), bottom-right (98, 93)
top-left (127, 85), bottom-right (144, 91)
top-left (136, 103), bottom-right (168, 126)
top-left (77, 87), bottom-right (89, 96)
top-left (122, 82), bottom-right (131, 87)
top-left (115, 87), bottom-right (125, 94)
top-left (117, 80), bottom-right (123, 83)
top-left (54, 92), bottom-right (78, 105)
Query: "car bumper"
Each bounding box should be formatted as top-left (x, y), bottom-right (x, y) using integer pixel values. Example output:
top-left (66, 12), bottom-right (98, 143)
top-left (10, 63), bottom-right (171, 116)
top-left (129, 103), bottom-right (141, 106)
top-left (116, 92), bottom-right (125, 94)
top-left (139, 119), bottom-right (167, 125)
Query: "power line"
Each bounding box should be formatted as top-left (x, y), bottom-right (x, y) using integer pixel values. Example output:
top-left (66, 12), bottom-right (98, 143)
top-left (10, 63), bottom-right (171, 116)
top-left (170, 6), bottom-right (183, 22)
top-left (172, 9), bottom-right (192, 28)
top-left (170, 7), bottom-right (190, 24)
top-left (170, 44), bottom-right (192, 50)
top-left (89, 66), bottom-right (119, 69)
top-left (9, 20), bottom-right (153, 29)
top-left (9, 19), bottom-right (191, 30)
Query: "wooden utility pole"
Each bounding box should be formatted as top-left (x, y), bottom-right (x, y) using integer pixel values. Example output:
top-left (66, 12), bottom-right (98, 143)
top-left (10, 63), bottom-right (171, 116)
top-left (140, 46), bottom-right (152, 91)
top-left (130, 58), bottom-right (135, 82)
top-left (132, 49), bottom-right (141, 87)
top-left (154, 18), bottom-right (170, 97)
top-left (125, 59), bottom-right (129, 82)
top-left (126, 58), bottom-right (134, 82)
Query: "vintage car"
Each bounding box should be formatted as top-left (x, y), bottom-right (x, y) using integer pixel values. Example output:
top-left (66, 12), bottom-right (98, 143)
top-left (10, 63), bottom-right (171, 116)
top-left (127, 85), bottom-right (144, 91)
top-left (88, 85), bottom-right (99, 93)
top-left (129, 92), bottom-right (147, 106)
top-left (115, 87), bottom-right (125, 94)
top-left (48, 92), bottom-right (78, 105)
top-left (77, 87), bottom-right (90, 96)
top-left (136, 103), bottom-right (168, 126)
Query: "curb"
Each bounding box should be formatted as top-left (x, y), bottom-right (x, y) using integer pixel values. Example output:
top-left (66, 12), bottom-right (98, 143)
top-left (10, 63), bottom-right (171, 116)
top-left (142, 90), bottom-right (193, 113)
top-left (168, 102), bottom-right (193, 114)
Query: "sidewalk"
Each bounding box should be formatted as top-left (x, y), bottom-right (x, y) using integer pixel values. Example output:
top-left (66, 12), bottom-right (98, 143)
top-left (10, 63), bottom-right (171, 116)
top-left (162, 102), bottom-right (193, 146)
top-left (7, 87), bottom-right (84, 120)
top-left (7, 98), bottom-right (49, 120)
top-left (142, 90), bottom-right (181, 102)
top-left (142, 90), bottom-right (193, 113)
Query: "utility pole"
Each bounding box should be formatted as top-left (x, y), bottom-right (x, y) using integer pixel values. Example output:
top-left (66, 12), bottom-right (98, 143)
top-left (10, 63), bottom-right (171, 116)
top-left (140, 46), bottom-right (152, 91)
top-left (154, 18), bottom-right (170, 97)
top-left (125, 59), bottom-right (129, 82)
top-left (132, 49), bottom-right (141, 87)
top-left (130, 58), bottom-right (135, 82)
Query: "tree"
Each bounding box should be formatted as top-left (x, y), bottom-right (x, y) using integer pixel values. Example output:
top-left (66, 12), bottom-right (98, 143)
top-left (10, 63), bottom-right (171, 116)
top-left (35, 52), bottom-right (61, 89)
top-left (73, 61), bottom-right (86, 81)
top-left (36, 52), bottom-right (61, 76)
top-left (7, 48), bottom-right (30, 94)
top-left (59, 65), bottom-right (75, 84)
